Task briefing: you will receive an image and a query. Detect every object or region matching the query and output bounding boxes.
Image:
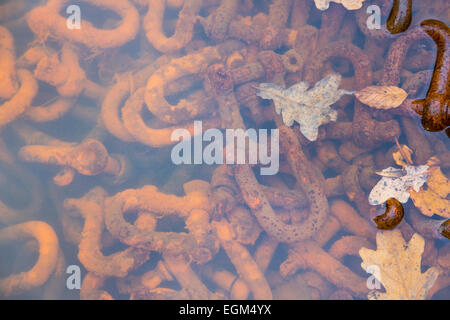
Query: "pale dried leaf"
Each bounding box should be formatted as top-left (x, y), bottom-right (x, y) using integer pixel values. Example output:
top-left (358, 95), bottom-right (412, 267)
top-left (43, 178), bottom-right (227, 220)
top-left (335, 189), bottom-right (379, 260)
top-left (410, 189), bottom-right (450, 218)
top-left (354, 86), bottom-right (408, 109)
top-left (255, 73), bottom-right (352, 141)
top-left (360, 230), bottom-right (440, 300)
top-left (393, 144), bottom-right (414, 167)
top-left (314, 0), bottom-right (366, 11)
top-left (369, 165), bottom-right (429, 205)
top-left (426, 166), bottom-right (450, 198)
top-left (409, 166), bottom-right (450, 218)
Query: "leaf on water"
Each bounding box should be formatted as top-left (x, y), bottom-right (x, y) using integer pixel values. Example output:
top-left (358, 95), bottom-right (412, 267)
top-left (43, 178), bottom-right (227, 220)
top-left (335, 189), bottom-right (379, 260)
top-left (314, 0), bottom-right (366, 11)
top-left (368, 165), bottom-right (429, 205)
top-left (354, 86), bottom-right (408, 109)
top-left (360, 230), bottom-right (440, 300)
top-left (409, 166), bottom-right (450, 218)
top-left (393, 144), bottom-right (414, 167)
top-left (255, 73), bottom-right (352, 141)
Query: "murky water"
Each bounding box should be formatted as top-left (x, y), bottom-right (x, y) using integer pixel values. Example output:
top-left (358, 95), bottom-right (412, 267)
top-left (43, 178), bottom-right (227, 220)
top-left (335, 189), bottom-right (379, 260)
top-left (0, 0), bottom-right (449, 300)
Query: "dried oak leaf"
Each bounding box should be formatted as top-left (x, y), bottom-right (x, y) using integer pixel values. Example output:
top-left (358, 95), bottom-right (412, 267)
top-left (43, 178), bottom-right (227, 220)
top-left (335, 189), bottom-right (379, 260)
top-left (354, 86), bottom-right (408, 109)
top-left (393, 144), bottom-right (414, 167)
top-left (314, 0), bottom-right (366, 11)
top-left (360, 230), bottom-right (440, 300)
top-left (409, 166), bottom-right (450, 218)
top-left (369, 165), bottom-right (429, 205)
top-left (255, 73), bottom-right (352, 141)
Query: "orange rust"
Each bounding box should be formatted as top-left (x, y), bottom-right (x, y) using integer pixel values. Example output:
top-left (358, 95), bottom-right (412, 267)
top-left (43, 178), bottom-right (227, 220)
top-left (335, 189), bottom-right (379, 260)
top-left (0, 0), bottom-right (27, 23)
top-left (64, 187), bottom-right (149, 278)
top-left (143, 0), bottom-right (202, 53)
top-left (144, 43), bottom-right (242, 124)
top-left (0, 26), bottom-right (18, 99)
top-left (259, 0), bottom-right (291, 50)
top-left (80, 272), bottom-right (113, 300)
top-left (19, 139), bottom-right (122, 186)
top-left (280, 241), bottom-right (368, 298)
top-left (100, 55), bottom-right (170, 142)
top-left (330, 200), bottom-right (377, 240)
top-left (25, 98), bottom-right (76, 123)
top-left (212, 218), bottom-right (273, 299)
top-left (122, 87), bottom-right (221, 147)
top-left (0, 69), bottom-right (38, 129)
top-left (0, 221), bottom-right (59, 297)
top-left (163, 253), bottom-right (220, 299)
top-left (329, 236), bottom-right (374, 260)
top-left (104, 183), bottom-right (217, 263)
top-left (26, 0), bottom-right (140, 50)
top-left (202, 266), bottom-right (250, 300)
top-left (140, 261), bottom-right (173, 290)
top-left (198, 0), bottom-right (239, 41)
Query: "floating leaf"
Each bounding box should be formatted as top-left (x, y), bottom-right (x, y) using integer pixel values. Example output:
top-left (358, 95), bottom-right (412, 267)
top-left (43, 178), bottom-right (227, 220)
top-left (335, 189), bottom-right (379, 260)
top-left (255, 73), bottom-right (352, 141)
top-left (393, 144), bottom-right (414, 167)
top-left (314, 0), bottom-right (366, 11)
top-left (354, 86), bottom-right (408, 109)
top-left (360, 230), bottom-right (440, 300)
top-left (369, 165), bottom-right (429, 205)
top-left (409, 166), bottom-right (450, 218)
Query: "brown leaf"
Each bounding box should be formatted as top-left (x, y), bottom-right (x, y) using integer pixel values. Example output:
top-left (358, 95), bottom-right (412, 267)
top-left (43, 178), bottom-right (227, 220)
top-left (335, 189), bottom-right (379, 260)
top-left (354, 86), bottom-right (408, 109)
top-left (360, 230), bottom-right (440, 300)
top-left (409, 166), bottom-right (450, 218)
top-left (393, 144), bottom-right (414, 167)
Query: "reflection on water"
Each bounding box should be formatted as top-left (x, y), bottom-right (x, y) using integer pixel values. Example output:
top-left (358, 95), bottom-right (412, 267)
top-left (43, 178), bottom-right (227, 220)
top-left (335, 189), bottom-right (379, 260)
top-left (0, 0), bottom-right (449, 300)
